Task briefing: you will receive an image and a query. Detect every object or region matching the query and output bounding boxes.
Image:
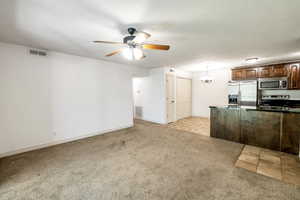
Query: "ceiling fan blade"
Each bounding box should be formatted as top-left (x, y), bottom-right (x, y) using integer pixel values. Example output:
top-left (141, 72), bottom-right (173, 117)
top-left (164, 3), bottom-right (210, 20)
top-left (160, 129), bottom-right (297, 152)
top-left (105, 49), bottom-right (123, 57)
top-left (133, 31), bottom-right (151, 43)
top-left (142, 44), bottom-right (170, 51)
top-left (93, 41), bottom-right (124, 45)
top-left (141, 31), bottom-right (151, 39)
top-left (137, 31), bottom-right (151, 39)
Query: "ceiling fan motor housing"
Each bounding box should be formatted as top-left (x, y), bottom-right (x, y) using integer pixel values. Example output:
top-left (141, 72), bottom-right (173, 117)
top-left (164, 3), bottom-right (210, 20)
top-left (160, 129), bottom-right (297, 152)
top-left (123, 27), bottom-right (137, 44)
top-left (123, 35), bottom-right (136, 44)
top-left (128, 27), bottom-right (136, 35)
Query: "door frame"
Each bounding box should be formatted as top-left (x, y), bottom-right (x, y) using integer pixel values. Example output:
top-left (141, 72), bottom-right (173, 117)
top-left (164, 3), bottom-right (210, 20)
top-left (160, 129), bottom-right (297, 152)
top-left (166, 73), bottom-right (176, 123)
top-left (165, 74), bottom-right (192, 123)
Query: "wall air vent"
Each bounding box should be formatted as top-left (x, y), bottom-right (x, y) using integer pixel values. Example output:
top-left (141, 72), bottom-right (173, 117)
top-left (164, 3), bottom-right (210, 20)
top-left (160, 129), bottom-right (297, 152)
top-left (135, 106), bottom-right (143, 119)
top-left (29, 49), bottom-right (47, 56)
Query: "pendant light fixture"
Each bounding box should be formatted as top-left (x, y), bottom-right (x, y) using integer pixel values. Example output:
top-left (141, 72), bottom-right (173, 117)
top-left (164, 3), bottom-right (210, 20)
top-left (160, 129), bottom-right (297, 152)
top-left (200, 65), bottom-right (213, 83)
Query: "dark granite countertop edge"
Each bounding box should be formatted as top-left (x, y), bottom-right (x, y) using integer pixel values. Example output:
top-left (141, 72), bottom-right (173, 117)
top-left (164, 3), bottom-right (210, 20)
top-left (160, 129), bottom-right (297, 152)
top-left (209, 106), bottom-right (300, 113)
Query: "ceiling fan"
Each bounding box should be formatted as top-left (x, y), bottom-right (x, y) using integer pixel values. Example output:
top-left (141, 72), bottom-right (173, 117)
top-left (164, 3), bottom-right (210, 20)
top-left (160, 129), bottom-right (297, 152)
top-left (93, 27), bottom-right (170, 60)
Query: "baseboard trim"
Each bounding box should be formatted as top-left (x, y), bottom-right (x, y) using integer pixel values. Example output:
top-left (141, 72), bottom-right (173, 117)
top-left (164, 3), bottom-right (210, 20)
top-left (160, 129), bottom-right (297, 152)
top-left (0, 124), bottom-right (133, 159)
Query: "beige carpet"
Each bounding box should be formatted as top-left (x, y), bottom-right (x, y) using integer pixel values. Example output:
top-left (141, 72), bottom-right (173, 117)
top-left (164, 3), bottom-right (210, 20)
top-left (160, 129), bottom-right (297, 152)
top-left (0, 120), bottom-right (299, 200)
top-left (167, 117), bottom-right (210, 136)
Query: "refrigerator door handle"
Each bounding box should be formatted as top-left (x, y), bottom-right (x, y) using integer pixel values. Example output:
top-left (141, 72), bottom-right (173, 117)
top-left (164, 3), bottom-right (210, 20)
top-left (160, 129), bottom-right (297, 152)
top-left (237, 90), bottom-right (241, 105)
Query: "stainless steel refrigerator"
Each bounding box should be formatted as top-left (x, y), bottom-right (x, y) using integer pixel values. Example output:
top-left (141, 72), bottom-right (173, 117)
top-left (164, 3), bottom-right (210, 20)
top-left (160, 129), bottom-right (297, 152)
top-left (228, 81), bottom-right (258, 106)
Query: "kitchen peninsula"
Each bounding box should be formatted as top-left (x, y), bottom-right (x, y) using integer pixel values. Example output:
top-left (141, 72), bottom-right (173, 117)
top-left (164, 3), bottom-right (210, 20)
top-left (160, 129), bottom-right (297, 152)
top-left (210, 62), bottom-right (300, 155)
top-left (210, 106), bottom-right (300, 155)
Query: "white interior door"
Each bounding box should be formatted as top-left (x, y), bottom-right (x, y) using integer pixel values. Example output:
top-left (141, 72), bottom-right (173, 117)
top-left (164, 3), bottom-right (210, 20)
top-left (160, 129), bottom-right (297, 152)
top-left (166, 74), bottom-right (175, 123)
top-left (176, 77), bottom-right (192, 120)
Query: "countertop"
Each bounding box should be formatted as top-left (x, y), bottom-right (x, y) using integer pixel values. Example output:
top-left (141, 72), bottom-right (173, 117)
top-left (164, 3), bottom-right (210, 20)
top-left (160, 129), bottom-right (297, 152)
top-left (209, 105), bottom-right (300, 113)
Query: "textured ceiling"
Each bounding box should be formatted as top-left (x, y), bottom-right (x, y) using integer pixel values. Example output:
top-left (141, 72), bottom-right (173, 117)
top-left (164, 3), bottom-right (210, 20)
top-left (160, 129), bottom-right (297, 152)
top-left (0, 0), bottom-right (300, 70)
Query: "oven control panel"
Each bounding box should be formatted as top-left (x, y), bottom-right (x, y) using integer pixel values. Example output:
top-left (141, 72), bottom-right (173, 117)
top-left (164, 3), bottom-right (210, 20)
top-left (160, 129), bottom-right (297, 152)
top-left (261, 95), bottom-right (290, 100)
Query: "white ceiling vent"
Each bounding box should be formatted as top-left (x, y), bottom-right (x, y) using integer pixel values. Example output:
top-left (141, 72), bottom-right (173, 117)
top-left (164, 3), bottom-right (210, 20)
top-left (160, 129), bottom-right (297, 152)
top-left (29, 49), bottom-right (47, 56)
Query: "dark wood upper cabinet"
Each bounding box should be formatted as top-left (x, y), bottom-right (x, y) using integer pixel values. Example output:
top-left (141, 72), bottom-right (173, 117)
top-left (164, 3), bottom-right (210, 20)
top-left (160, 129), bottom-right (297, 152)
top-left (232, 62), bottom-right (300, 90)
top-left (258, 66), bottom-right (271, 78)
top-left (271, 64), bottom-right (287, 77)
top-left (258, 65), bottom-right (287, 78)
top-left (244, 68), bottom-right (257, 80)
top-left (232, 68), bottom-right (257, 80)
top-left (232, 69), bottom-right (244, 80)
top-left (288, 63), bottom-right (300, 89)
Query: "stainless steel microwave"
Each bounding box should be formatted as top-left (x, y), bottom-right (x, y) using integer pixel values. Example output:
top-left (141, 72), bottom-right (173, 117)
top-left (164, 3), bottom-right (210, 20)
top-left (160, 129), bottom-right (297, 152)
top-left (258, 78), bottom-right (288, 90)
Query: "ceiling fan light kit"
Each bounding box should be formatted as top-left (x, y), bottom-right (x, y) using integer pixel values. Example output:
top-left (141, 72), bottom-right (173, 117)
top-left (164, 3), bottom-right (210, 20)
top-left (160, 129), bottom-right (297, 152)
top-left (122, 47), bottom-right (144, 60)
top-left (93, 27), bottom-right (170, 61)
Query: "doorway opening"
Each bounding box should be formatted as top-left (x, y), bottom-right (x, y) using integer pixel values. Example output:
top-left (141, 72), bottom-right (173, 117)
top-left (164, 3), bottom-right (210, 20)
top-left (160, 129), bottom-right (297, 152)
top-left (166, 74), bottom-right (192, 123)
top-left (166, 74), bottom-right (210, 136)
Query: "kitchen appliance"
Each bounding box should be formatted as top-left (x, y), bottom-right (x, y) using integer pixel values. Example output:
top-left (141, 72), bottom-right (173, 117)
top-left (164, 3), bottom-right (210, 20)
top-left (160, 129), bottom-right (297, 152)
top-left (228, 82), bottom-right (239, 105)
top-left (258, 105), bottom-right (291, 111)
top-left (258, 77), bottom-right (288, 90)
top-left (228, 81), bottom-right (258, 106)
top-left (240, 81), bottom-right (258, 106)
top-left (261, 95), bottom-right (290, 100)
top-left (228, 95), bottom-right (239, 105)
top-left (259, 95), bottom-right (291, 107)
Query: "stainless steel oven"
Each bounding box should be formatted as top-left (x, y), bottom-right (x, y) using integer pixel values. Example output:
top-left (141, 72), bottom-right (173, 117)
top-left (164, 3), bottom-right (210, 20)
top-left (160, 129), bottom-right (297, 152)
top-left (258, 77), bottom-right (288, 90)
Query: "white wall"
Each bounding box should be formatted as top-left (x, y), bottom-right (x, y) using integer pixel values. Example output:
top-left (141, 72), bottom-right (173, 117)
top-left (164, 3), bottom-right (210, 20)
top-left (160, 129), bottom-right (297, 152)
top-left (164, 67), bottom-right (192, 79)
top-left (133, 67), bottom-right (193, 124)
top-left (0, 42), bottom-right (147, 157)
top-left (192, 68), bottom-right (231, 118)
top-left (133, 68), bottom-right (167, 124)
top-left (133, 65), bottom-right (229, 121)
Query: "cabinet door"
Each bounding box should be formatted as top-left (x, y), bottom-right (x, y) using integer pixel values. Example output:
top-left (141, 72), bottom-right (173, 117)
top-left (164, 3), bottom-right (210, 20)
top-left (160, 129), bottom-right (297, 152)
top-left (281, 113), bottom-right (300, 154)
top-left (240, 110), bottom-right (281, 151)
top-left (244, 68), bottom-right (257, 79)
top-left (232, 69), bottom-right (244, 80)
top-left (210, 108), bottom-right (241, 143)
top-left (258, 67), bottom-right (271, 78)
top-left (289, 64), bottom-right (300, 89)
top-left (271, 64), bottom-right (287, 77)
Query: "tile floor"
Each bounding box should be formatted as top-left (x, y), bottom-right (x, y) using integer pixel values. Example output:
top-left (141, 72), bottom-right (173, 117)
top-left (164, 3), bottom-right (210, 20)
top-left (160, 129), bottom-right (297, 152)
top-left (167, 117), bottom-right (210, 136)
top-left (235, 145), bottom-right (300, 186)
